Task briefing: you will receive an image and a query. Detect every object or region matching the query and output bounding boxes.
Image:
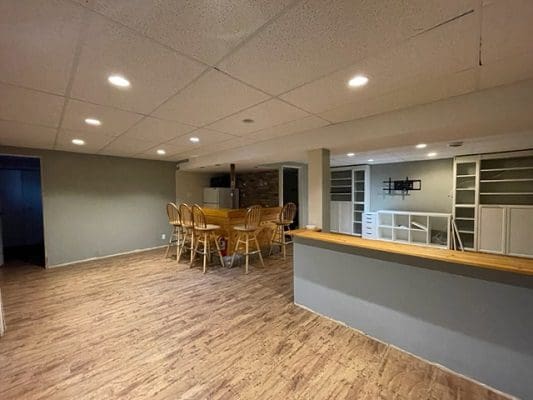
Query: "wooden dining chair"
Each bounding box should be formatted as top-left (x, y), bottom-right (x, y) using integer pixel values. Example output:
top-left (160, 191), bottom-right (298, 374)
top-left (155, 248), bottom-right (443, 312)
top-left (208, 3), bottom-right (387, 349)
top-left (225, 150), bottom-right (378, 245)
top-left (177, 203), bottom-right (195, 266)
top-left (191, 204), bottom-right (225, 273)
top-left (269, 202), bottom-right (297, 260)
top-left (165, 203), bottom-right (182, 259)
top-left (231, 205), bottom-right (265, 274)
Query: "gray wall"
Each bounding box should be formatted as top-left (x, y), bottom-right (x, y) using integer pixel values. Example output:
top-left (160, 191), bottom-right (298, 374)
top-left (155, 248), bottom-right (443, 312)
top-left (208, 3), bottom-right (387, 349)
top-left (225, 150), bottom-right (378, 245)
top-left (293, 239), bottom-right (533, 399)
top-left (0, 146), bottom-right (176, 267)
top-left (370, 158), bottom-right (454, 213)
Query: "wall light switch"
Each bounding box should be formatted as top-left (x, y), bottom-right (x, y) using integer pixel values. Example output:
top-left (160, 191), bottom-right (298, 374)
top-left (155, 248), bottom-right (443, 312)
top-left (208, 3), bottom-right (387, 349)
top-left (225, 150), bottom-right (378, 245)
top-left (161, 234), bottom-right (166, 240)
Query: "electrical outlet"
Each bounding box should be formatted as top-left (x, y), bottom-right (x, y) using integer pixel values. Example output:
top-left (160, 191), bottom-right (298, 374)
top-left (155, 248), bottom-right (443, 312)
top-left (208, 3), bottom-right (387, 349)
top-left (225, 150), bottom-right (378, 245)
top-left (161, 234), bottom-right (166, 240)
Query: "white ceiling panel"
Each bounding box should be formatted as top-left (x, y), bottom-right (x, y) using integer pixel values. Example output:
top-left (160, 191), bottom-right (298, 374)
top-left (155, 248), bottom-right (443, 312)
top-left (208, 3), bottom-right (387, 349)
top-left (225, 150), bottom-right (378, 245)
top-left (481, 0), bottom-right (533, 64)
top-left (77, 0), bottom-right (295, 65)
top-left (319, 68), bottom-right (478, 123)
top-left (167, 137), bottom-right (253, 161)
top-left (62, 99), bottom-right (144, 137)
top-left (0, 0), bottom-right (84, 94)
top-left (119, 117), bottom-right (196, 143)
top-left (281, 13), bottom-right (478, 114)
top-left (162, 128), bottom-right (237, 155)
top-left (152, 69), bottom-right (269, 126)
top-left (0, 120), bottom-right (56, 149)
top-left (479, 52), bottom-right (533, 90)
top-left (219, 0), bottom-right (476, 94)
top-left (70, 13), bottom-right (206, 114)
top-left (99, 136), bottom-right (154, 156)
top-left (55, 129), bottom-right (116, 153)
top-left (246, 115), bottom-right (330, 141)
top-left (207, 99), bottom-right (310, 136)
top-left (0, 83), bottom-right (64, 128)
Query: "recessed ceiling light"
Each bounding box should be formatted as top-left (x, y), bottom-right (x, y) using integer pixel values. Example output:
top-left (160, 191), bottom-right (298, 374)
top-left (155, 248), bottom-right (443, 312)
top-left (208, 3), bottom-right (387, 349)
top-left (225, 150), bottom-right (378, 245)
top-left (427, 152), bottom-right (437, 157)
top-left (72, 139), bottom-right (85, 146)
top-left (347, 152), bottom-right (355, 157)
top-left (348, 75), bottom-right (369, 88)
top-left (84, 118), bottom-right (101, 126)
top-left (108, 74), bottom-right (130, 88)
top-left (242, 118), bottom-right (254, 123)
top-left (156, 149), bottom-right (166, 155)
top-left (416, 143), bottom-right (427, 149)
top-left (368, 159), bottom-right (374, 162)
top-left (189, 137), bottom-right (200, 143)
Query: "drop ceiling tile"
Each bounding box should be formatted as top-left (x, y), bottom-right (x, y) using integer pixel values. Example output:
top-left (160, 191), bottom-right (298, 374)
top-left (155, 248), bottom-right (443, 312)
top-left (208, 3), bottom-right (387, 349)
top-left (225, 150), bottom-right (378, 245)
top-left (206, 99), bottom-right (310, 136)
top-left (166, 129), bottom-right (236, 149)
top-left (70, 13), bottom-right (206, 114)
top-left (479, 52), bottom-right (533, 89)
top-left (219, 0), bottom-right (476, 94)
top-left (76, 0), bottom-right (294, 64)
top-left (319, 69), bottom-right (478, 123)
top-left (166, 137), bottom-right (251, 161)
top-left (481, 0), bottom-right (533, 64)
top-left (99, 136), bottom-right (154, 156)
top-left (55, 129), bottom-right (116, 153)
top-left (246, 115), bottom-right (329, 141)
top-left (152, 69), bottom-right (270, 126)
top-left (0, 83), bottom-right (64, 128)
top-left (119, 117), bottom-right (196, 143)
top-left (0, 120), bottom-right (56, 149)
top-left (62, 99), bottom-right (144, 137)
top-left (281, 13), bottom-right (478, 114)
top-left (0, 0), bottom-right (83, 94)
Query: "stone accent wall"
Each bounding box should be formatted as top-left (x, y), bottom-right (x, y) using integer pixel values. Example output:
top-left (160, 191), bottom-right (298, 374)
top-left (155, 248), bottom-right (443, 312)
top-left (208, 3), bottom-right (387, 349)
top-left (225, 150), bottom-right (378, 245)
top-left (237, 170), bottom-right (279, 208)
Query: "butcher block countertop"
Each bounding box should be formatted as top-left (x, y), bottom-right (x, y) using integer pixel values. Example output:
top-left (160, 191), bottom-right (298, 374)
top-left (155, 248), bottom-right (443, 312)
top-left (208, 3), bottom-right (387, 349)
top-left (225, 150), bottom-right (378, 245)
top-left (292, 230), bottom-right (533, 276)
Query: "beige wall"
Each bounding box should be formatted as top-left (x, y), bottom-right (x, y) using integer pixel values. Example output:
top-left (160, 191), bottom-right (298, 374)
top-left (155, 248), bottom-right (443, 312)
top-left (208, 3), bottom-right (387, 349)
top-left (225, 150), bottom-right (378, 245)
top-left (175, 170), bottom-right (213, 205)
top-left (308, 148), bottom-right (330, 230)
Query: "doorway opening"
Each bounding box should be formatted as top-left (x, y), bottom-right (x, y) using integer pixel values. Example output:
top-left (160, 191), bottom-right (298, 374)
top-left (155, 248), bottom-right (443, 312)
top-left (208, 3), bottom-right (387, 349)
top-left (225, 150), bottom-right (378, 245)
top-left (282, 167), bottom-right (299, 229)
top-left (0, 155), bottom-right (45, 268)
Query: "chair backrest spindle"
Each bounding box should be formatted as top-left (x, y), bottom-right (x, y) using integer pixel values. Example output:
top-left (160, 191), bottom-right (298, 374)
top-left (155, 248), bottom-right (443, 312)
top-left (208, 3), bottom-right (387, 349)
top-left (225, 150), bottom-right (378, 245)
top-left (192, 204), bottom-right (208, 229)
top-left (179, 203), bottom-right (194, 228)
top-left (244, 205), bottom-right (262, 230)
top-left (166, 203), bottom-right (181, 225)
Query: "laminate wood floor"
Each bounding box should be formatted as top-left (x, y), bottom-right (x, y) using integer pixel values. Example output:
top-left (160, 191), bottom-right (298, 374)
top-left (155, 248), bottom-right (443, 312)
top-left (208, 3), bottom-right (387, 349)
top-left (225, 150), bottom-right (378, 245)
top-left (0, 250), bottom-right (511, 400)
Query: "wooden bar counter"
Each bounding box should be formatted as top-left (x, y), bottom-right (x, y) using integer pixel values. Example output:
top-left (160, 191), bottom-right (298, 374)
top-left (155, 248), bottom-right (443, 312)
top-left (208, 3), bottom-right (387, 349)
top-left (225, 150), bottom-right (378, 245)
top-left (203, 206), bottom-right (282, 254)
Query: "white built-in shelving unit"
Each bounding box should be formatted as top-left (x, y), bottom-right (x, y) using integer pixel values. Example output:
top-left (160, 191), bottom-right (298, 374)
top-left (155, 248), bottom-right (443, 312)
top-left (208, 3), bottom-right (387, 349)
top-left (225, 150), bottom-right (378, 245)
top-left (454, 151), bottom-right (533, 257)
top-left (330, 166), bottom-right (369, 236)
top-left (377, 210), bottom-right (451, 248)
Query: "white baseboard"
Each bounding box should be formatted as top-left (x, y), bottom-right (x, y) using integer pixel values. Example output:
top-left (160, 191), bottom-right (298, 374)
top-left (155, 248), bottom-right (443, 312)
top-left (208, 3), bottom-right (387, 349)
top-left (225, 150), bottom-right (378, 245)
top-left (47, 245), bottom-right (166, 269)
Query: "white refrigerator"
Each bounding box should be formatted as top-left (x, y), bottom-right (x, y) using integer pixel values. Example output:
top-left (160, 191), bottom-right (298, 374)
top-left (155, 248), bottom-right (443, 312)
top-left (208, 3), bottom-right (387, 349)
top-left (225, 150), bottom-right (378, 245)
top-left (203, 188), bottom-right (238, 209)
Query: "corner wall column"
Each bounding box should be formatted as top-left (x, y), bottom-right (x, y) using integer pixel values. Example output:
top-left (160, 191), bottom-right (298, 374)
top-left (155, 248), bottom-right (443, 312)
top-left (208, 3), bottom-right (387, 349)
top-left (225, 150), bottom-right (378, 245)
top-left (307, 148), bottom-right (330, 231)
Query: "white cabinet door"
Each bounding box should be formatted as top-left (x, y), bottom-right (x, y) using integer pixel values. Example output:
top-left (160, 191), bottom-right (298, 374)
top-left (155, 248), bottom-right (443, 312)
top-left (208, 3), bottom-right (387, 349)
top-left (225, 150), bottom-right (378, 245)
top-left (338, 201), bottom-right (352, 234)
top-left (507, 207), bottom-right (533, 258)
top-left (330, 201), bottom-right (340, 232)
top-left (478, 206), bottom-right (506, 254)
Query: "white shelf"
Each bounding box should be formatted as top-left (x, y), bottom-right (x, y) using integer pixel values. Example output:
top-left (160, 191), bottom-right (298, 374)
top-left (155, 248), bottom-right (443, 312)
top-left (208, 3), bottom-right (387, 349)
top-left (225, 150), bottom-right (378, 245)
top-left (480, 192), bottom-right (533, 195)
top-left (457, 174), bottom-right (476, 177)
top-left (456, 188), bottom-right (475, 191)
top-left (480, 178), bottom-right (533, 182)
top-left (455, 217), bottom-right (474, 221)
top-left (480, 166), bottom-right (533, 172)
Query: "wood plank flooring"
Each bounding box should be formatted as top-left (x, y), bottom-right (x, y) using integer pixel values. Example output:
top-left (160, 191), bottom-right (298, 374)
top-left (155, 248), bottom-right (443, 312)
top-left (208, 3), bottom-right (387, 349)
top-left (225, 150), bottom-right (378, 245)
top-left (0, 250), bottom-right (512, 399)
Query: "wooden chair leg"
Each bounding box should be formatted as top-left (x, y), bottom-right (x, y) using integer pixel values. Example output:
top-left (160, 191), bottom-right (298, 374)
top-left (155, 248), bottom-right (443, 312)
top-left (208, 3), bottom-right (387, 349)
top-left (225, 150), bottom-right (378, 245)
top-left (191, 232), bottom-right (198, 268)
top-left (213, 233), bottom-right (225, 267)
top-left (164, 228), bottom-right (173, 258)
top-left (245, 233), bottom-right (249, 274)
top-left (202, 233), bottom-right (208, 274)
top-left (231, 232), bottom-right (240, 267)
top-left (177, 230), bottom-right (186, 263)
top-left (269, 226), bottom-right (277, 256)
top-left (254, 234), bottom-right (265, 267)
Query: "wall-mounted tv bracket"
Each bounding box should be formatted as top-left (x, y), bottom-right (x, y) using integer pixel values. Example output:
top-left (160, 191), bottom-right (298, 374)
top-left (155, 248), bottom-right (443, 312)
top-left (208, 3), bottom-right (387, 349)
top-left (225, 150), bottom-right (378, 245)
top-left (383, 177), bottom-right (422, 195)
